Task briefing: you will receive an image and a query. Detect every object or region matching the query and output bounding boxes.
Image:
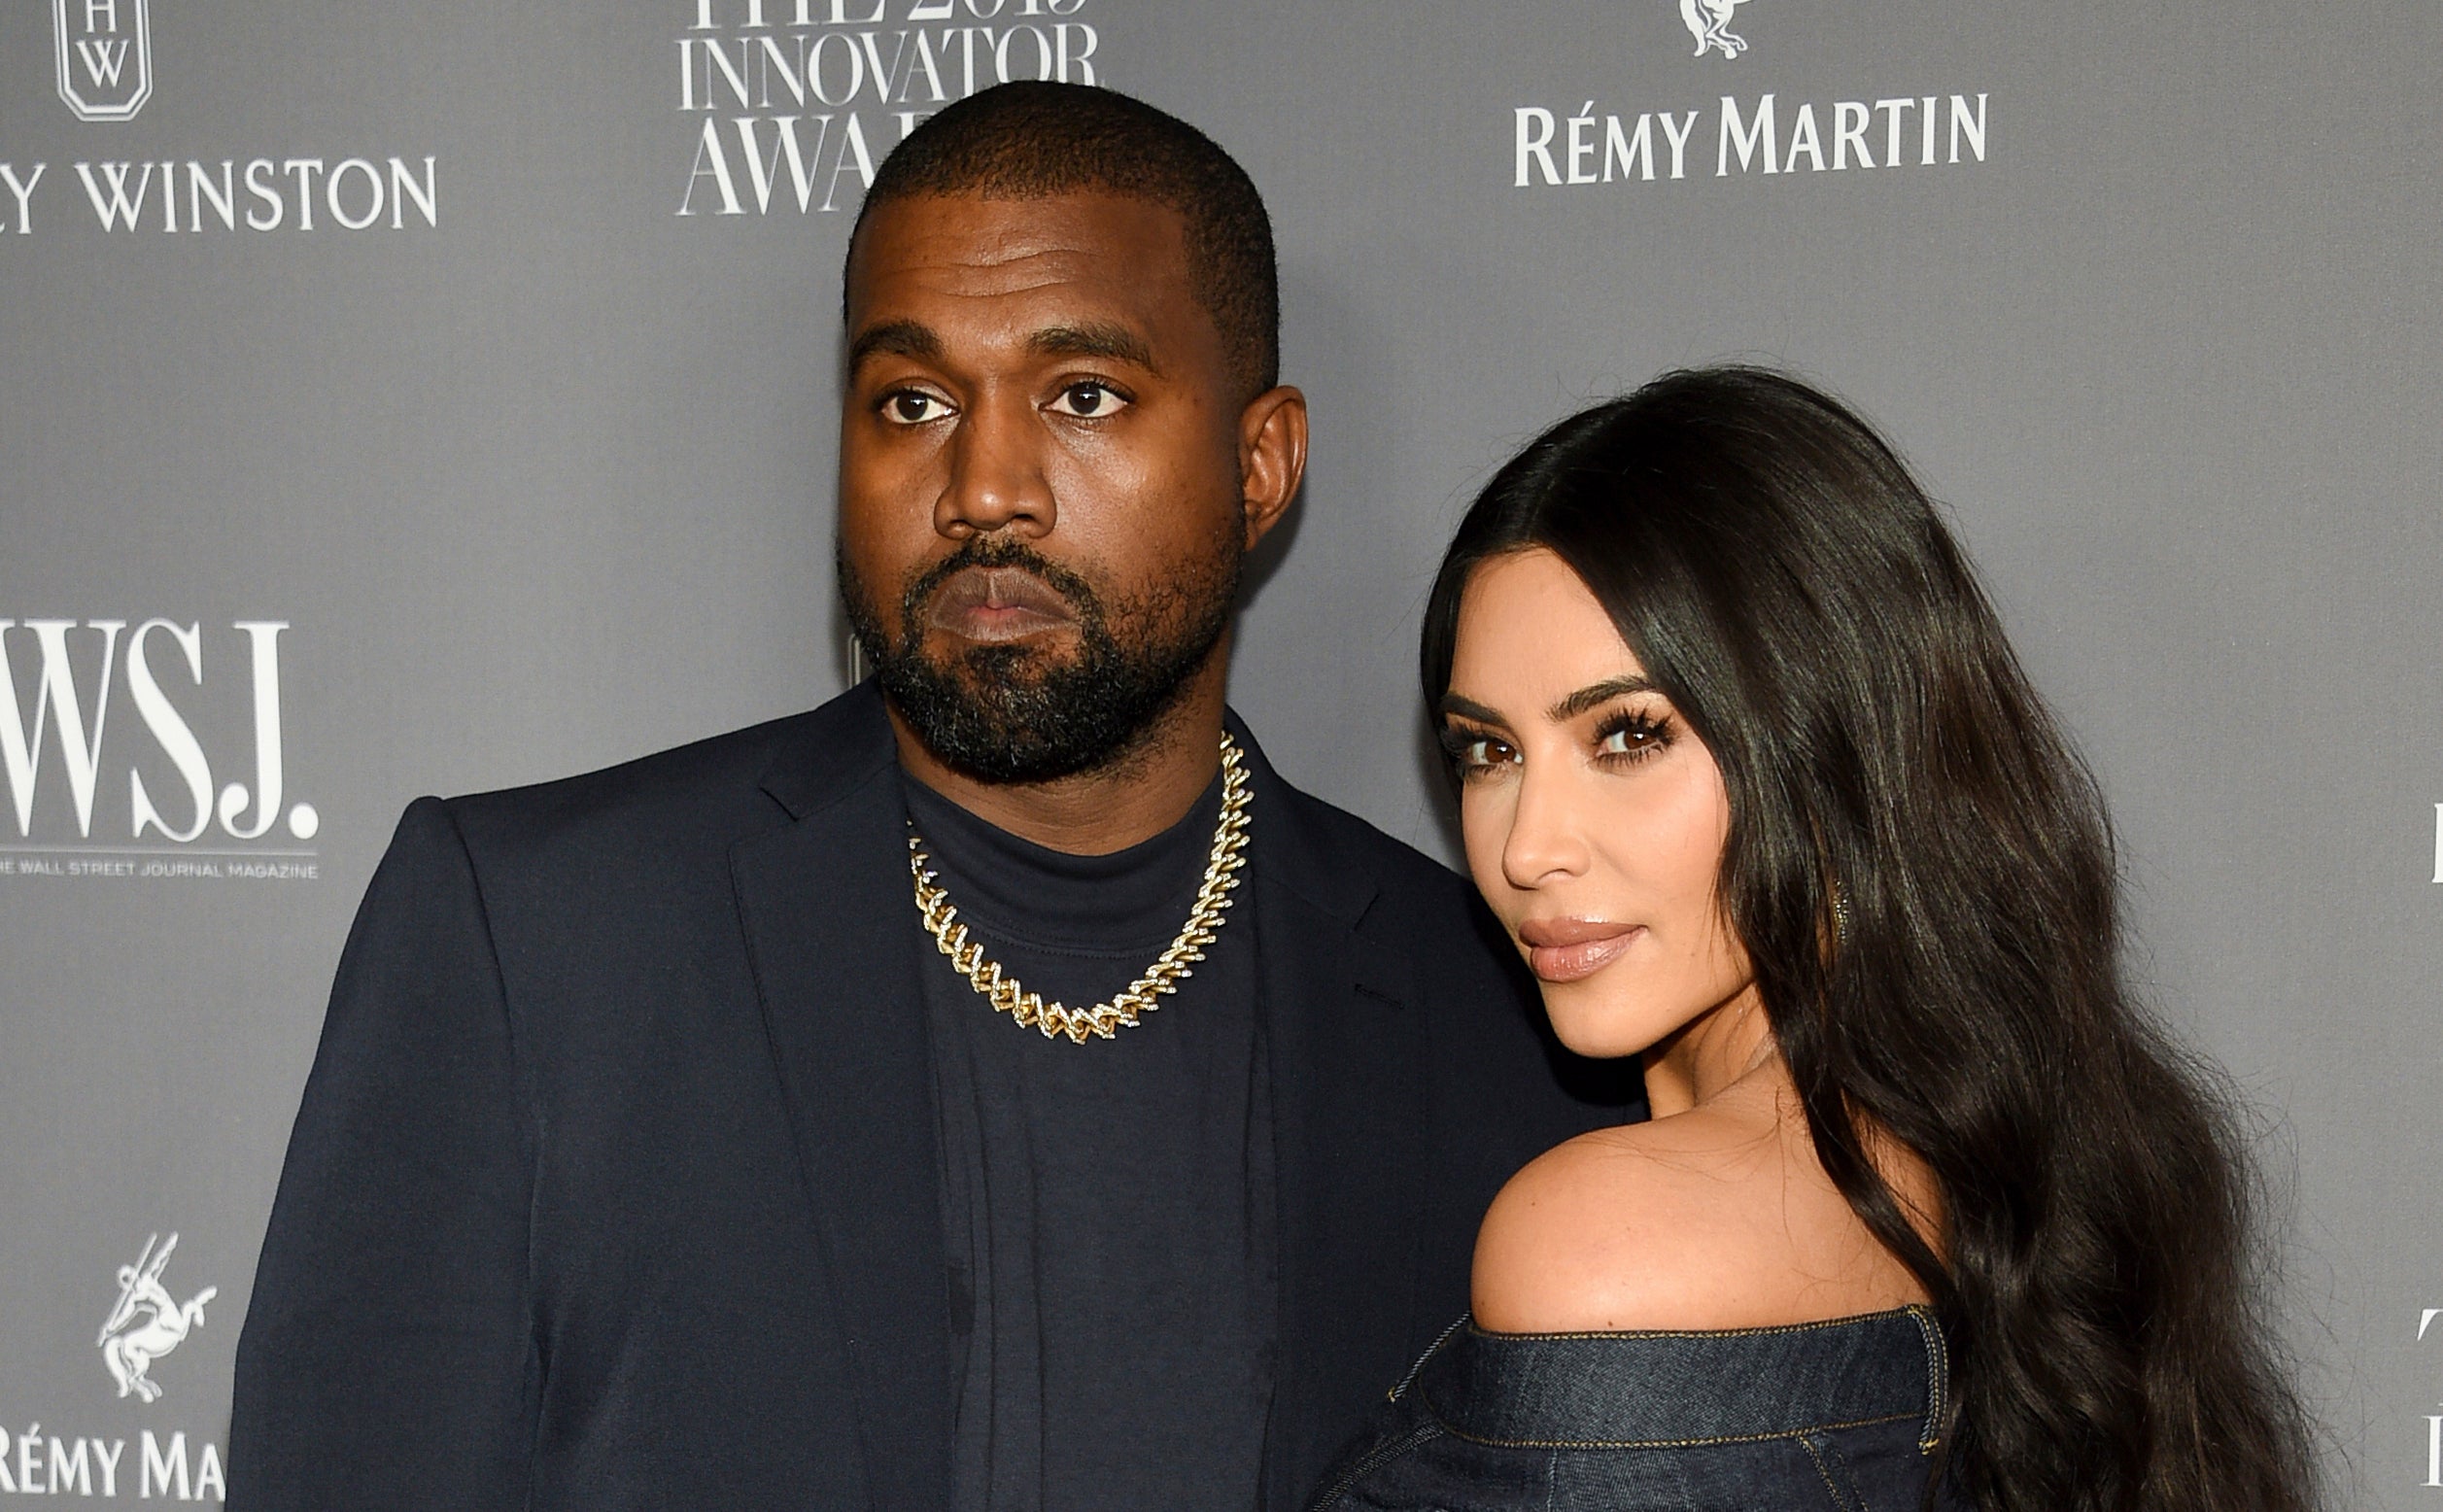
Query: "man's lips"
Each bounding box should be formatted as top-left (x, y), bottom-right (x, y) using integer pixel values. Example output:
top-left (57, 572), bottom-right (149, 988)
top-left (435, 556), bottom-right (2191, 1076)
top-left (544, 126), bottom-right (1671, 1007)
top-left (922, 566), bottom-right (1078, 644)
top-left (1515, 917), bottom-right (1643, 983)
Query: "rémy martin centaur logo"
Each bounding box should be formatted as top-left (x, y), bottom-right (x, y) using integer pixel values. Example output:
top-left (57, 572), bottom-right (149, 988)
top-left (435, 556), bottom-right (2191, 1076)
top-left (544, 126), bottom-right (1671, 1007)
top-left (1677, 0), bottom-right (1753, 59)
top-left (99, 1234), bottom-right (217, 1404)
top-left (0, 1234), bottom-right (227, 1497)
top-left (0, 1234), bottom-right (227, 1496)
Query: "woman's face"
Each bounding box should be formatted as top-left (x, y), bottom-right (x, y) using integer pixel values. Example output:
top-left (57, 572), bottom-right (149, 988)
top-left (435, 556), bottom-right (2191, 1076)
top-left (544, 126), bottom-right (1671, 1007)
top-left (1442, 547), bottom-right (1757, 1061)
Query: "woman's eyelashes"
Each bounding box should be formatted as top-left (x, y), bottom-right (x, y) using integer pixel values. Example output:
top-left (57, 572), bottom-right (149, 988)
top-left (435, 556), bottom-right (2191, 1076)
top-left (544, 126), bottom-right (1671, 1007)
top-left (1437, 705), bottom-right (1674, 780)
top-left (1591, 706), bottom-right (1673, 765)
top-left (1438, 723), bottom-right (1516, 780)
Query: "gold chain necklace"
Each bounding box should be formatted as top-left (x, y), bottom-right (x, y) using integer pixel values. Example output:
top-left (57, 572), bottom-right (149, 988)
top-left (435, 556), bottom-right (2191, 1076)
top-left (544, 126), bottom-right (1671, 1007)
top-left (907, 735), bottom-right (1254, 1045)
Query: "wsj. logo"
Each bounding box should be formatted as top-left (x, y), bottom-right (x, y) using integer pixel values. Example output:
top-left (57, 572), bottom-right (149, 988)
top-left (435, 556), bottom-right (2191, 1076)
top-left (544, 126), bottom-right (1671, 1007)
top-left (1678, 0), bottom-right (1752, 59)
top-left (99, 1234), bottom-right (216, 1404)
top-left (52, 0), bottom-right (153, 121)
top-left (0, 619), bottom-right (316, 845)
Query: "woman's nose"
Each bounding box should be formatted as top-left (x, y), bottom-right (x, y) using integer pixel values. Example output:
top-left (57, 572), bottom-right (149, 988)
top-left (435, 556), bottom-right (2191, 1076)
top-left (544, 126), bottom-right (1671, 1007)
top-left (1501, 760), bottom-right (1592, 891)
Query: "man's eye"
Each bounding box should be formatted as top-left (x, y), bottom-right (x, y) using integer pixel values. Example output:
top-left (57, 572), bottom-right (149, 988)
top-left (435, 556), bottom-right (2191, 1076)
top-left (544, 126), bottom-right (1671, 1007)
top-left (882, 392), bottom-right (950, 425)
top-left (1048, 382), bottom-right (1127, 418)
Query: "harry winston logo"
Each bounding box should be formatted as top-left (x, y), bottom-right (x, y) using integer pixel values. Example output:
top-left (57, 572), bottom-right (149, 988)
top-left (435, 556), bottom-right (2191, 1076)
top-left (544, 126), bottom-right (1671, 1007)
top-left (1677, 0), bottom-right (1752, 58)
top-left (53, 0), bottom-right (154, 121)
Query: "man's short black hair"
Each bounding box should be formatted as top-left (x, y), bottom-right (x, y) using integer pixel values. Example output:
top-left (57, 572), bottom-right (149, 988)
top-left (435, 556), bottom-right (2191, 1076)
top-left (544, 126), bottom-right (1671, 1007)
top-left (852, 81), bottom-right (1280, 398)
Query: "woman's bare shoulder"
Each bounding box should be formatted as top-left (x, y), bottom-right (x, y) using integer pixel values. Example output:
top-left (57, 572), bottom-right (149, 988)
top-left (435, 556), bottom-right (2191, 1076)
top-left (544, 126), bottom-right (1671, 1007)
top-left (1468, 1104), bottom-right (1930, 1334)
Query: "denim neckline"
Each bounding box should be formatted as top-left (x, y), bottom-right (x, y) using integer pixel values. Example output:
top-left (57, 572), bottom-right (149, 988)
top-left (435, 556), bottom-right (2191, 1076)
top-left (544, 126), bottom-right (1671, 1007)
top-left (1405, 1304), bottom-right (1946, 1453)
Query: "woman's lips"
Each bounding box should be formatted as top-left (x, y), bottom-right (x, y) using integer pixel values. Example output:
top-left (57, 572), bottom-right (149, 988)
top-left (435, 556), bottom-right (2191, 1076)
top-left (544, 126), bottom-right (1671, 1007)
top-left (1516, 918), bottom-right (1643, 983)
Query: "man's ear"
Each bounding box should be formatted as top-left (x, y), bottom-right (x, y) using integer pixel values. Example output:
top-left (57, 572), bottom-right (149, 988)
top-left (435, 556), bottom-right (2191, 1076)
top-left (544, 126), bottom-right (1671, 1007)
top-left (1236, 385), bottom-right (1308, 550)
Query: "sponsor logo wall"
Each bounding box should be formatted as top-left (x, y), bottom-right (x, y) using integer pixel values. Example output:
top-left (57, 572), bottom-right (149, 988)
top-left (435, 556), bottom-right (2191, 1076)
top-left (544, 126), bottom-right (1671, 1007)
top-left (54, 0), bottom-right (153, 122)
top-left (674, 0), bottom-right (1108, 217)
top-left (3, 0), bottom-right (2437, 1502)
top-left (1, 1236), bottom-right (226, 1499)
top-left (0, 620), bottom-right (318, 881)
top-left (1511, 7), bottom-right (1991, 189)
top-left (7, 0), bottom-right (438, 238)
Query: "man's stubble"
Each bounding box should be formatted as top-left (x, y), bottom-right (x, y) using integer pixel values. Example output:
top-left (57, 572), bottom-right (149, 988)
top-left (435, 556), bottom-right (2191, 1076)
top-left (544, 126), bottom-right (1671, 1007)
top-left (838, 525), bottom-right (1244, 786)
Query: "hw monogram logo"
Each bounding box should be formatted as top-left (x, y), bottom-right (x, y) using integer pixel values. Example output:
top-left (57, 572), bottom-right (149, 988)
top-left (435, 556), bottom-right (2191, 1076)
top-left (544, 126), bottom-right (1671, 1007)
top-left (1678, 0), bottom-right (1752, 59)
top-left (53, 0), bottom-right (154, 121)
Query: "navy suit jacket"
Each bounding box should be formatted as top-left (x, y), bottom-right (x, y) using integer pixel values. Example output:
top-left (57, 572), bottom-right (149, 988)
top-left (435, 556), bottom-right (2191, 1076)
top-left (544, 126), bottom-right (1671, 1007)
top-left (228, 683), bottom-right (1634, 1510)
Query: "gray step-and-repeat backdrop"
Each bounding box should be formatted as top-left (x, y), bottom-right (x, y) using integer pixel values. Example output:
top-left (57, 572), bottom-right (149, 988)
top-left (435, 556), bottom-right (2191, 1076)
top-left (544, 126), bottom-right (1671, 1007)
top-left (3, 0), bottom-right (2435, 1501)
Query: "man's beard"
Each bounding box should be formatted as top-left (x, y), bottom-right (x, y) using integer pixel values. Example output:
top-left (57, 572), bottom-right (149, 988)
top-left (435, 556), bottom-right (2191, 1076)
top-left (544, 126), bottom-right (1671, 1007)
top-left (839, 532), bottom-right (1242, 784)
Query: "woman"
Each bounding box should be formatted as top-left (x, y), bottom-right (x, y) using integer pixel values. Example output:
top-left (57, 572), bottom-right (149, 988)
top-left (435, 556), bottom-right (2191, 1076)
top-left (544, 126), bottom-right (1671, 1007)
top-left (1314, 367), bottom-right (2318, 1511)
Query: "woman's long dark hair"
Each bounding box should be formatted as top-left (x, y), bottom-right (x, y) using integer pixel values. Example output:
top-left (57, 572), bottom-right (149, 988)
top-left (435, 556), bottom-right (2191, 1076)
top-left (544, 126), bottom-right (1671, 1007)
top-left (1422, 366), bottom-right (2318, 1511)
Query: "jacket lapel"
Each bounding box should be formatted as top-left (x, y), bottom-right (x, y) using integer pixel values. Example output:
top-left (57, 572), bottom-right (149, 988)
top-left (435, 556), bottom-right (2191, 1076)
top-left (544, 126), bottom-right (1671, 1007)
top-left (732, 685), bottom-right (950, 1512)
top-left (730, 697), bottom-right (1428, 1511)
top-left (1234, 723), bottom-right (1428, 1510)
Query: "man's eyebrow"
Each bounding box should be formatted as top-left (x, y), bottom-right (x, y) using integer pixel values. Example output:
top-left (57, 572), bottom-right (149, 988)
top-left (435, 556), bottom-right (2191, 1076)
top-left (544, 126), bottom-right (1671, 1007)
top-left (1549, 675), bottom-right (1660, 723)
top-left (847, 319), bottom-right (942, 369)
top-left (1029, 323), bottom-right (1159, 373)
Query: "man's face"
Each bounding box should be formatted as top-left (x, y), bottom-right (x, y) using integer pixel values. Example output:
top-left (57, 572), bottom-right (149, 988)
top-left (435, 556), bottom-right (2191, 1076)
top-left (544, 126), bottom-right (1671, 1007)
top-left (838, 190), bottom-right (1264, 783)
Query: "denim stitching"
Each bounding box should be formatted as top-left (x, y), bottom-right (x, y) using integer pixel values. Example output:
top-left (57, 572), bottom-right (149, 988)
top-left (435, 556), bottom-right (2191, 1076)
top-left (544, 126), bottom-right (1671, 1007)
top-left (1390, 1316), bottom-right (1470, 1402)
top-left (1309, 1421), bottom-right (1444, 1509)
top-left (1800, 1431), bottom-right (1868, 1512)
top-left (1467, 1302), bottom-right (1933, 1343)
top-left (1905, 1306), bottom-right (1946, 1454)
top-left (1422, 1407), bottom-right (1923, 1452)
top-left (1427, 1305), bottom-right (1944, 1452)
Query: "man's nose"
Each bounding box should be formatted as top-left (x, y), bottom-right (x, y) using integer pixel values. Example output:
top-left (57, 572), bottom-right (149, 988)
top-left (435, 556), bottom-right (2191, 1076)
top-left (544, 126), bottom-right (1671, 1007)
top-left (936, 395), bottom-right (1053, 539)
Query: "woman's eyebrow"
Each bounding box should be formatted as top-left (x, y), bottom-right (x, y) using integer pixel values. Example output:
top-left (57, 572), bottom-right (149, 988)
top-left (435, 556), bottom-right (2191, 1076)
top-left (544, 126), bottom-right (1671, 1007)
top-left (1549, 675), bottom-right (1659, 722)
top-left (1436, 692), bottom-right (1506, 727)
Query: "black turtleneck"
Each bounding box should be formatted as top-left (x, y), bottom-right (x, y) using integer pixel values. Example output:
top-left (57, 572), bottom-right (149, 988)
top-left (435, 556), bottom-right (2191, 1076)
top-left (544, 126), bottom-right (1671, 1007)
top-left (899, 767), bottom-right (1275, 1512)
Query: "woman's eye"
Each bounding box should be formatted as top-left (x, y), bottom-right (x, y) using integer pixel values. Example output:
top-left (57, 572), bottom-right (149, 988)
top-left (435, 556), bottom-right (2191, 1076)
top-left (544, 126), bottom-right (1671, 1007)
top-left (1595, 716), bottom-right (1669, 761)
top-left (1443, 732), bottom-right (1517, 777)
top-left (882, 391), bottom-right (950, 425)
top-left (1048, 382), bottom-right (1127, 418)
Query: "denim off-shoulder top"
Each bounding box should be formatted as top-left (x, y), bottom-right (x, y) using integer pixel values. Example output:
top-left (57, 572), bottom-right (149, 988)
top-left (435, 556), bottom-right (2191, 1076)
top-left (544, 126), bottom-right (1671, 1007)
top-left (1310, 1305), bottom-right (1967, 1511)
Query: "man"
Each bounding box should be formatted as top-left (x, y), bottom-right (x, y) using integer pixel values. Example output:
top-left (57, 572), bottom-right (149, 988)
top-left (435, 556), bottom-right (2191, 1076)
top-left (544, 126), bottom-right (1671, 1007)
top-left (229, 83), bottom-right (1630, 1511)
